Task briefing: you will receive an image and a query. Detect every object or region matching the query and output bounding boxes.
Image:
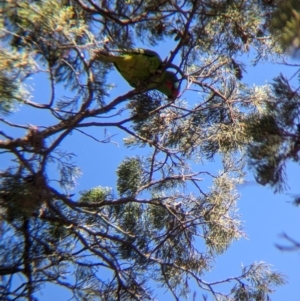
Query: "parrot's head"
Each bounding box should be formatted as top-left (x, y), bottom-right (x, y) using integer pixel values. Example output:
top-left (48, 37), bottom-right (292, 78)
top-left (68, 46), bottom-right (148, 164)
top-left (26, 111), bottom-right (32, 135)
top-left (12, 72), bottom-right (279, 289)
top-left (158, 71), bottom-right (180, 100)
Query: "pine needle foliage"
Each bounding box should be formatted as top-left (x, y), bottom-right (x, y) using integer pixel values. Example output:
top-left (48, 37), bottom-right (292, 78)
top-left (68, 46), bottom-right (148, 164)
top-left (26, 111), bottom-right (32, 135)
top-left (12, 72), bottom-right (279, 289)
top-left (270, 0), bottom-right (300, 55)
top-left (245, 73), bottom-right (300, 192)
top-left (0, 0), bottom-right (289, 300)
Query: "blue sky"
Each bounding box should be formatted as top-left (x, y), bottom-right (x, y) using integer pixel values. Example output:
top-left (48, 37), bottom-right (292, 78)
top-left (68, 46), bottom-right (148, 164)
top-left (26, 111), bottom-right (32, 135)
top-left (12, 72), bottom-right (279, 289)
top-left (1, 49), bottom-right (300, 301)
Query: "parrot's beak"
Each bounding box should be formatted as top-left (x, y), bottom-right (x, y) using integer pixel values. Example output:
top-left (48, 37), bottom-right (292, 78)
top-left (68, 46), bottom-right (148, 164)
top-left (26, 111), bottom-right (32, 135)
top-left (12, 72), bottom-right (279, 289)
top-left (173, 89), bottom-right (179, 99)
top-left (168, 90), bottom-right (179, 100)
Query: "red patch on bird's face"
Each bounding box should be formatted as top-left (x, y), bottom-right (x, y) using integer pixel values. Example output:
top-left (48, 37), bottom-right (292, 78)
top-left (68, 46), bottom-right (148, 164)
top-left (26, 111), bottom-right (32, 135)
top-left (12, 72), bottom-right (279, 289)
top-left (166, 81), bottom-right (179, 99)
top-left (172, 88), bottom-right (179, 98)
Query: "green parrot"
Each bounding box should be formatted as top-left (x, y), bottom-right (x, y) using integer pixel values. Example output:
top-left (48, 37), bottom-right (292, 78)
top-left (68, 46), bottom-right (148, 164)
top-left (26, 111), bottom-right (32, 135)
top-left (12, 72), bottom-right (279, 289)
top-left (93, 48), bottom-right (179, 99)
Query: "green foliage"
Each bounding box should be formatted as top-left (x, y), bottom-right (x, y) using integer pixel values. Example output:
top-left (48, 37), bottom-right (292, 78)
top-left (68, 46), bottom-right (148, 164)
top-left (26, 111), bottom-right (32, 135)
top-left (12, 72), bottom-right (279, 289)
top-left (0, 49), bottom-right (32, 113)
top-left (79, 186), bottom-right (113, 203)
top-left (117, 157), bottom-right (143, 197)
top-left (204, 173), bottom-right (242, 254)
top-left (245, 74), bottom-right (300, 192)
top-left (0, 171), bottom-right (47, 221)
top-left (0, 0), bottom-right (289, 300)
top-left (0, 73), bottom-right (20, 113)
top-left (231, 262), bottom-right (286, 301)
top-left (270, 0), bottom-right (300, 54)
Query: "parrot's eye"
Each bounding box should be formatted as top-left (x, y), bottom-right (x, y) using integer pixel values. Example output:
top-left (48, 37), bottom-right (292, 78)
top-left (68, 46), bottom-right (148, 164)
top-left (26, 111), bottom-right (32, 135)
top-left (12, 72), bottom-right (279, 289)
top-left (166, 80), bottom-right (179, 90)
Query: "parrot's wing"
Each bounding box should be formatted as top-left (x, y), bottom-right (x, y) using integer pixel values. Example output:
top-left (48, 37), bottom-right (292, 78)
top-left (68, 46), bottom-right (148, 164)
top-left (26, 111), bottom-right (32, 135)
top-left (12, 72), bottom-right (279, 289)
top-left (114, 48), bottom-right (161, 61)
top-left (114, 49), bottom-right (163, 84)
top-left (93, 48), bottom-right (162, 67)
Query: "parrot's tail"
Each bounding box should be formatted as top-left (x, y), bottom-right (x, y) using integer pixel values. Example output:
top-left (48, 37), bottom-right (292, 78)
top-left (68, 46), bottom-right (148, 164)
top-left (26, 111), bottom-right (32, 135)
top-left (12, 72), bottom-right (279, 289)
top-left (92, 49), bottom-right (116, 63)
